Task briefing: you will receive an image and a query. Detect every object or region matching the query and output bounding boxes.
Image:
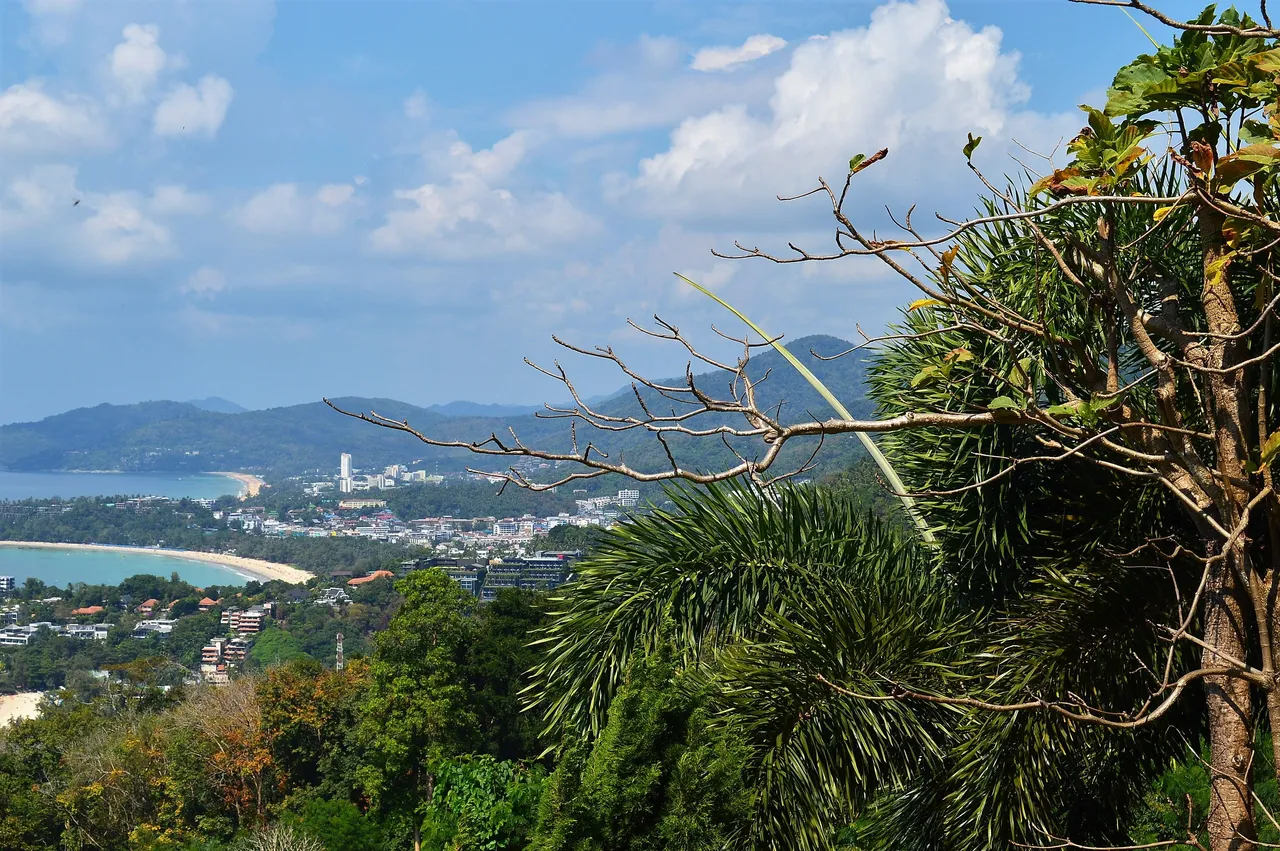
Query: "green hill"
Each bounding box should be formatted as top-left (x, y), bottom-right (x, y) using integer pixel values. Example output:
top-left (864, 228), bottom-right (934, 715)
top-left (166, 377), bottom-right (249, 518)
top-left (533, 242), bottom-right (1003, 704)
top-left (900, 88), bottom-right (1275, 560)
top-left (0, 335), bottom-right (874, 480)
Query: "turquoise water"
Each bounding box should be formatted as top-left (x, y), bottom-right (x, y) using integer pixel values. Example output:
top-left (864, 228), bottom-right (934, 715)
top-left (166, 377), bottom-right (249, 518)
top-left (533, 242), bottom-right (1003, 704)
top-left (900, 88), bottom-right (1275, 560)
top-left (0, 471), bottom-right (240, 501)
top-left (0, 546), bottom-right (249, 589)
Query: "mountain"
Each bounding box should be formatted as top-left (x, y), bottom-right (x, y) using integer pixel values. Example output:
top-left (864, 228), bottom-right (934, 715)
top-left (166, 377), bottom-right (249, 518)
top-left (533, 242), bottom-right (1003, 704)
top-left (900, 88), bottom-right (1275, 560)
top-left (0, 336), bottom-right (874, 479)
top-left (185, 397), bottom-right (248, 414)
top-left (426, 401), bottom-right (544, 417)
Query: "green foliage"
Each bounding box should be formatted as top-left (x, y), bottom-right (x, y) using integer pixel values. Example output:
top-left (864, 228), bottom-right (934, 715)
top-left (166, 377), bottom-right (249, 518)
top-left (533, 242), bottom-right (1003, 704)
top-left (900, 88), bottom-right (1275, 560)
top-left (421, 755), bottom-right (545, 851)
top-left (356, 570), bottom-right (478, 835)
top-left (531, 652), bottom-right (754, 851)
top-left (281, 798), bottom-right (382, 850)
top-left (248, 628), bottom-right (309, 669)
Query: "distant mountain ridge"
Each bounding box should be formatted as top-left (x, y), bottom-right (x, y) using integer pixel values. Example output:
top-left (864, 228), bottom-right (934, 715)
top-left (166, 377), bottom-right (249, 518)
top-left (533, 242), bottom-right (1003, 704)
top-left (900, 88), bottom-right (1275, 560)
top-left (185, 397), bottom-right (248, 414)
top-left (0, 336), bottom-right (873, 479)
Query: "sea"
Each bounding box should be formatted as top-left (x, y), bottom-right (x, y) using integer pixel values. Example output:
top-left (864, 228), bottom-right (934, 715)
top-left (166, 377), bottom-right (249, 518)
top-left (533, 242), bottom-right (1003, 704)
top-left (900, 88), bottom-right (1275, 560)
top-left (0, 471), bottom-right (249, 588)
top-left (0, 547), bottom-right (251, 589)
top-left (0, 471), bottom-right (240, 502)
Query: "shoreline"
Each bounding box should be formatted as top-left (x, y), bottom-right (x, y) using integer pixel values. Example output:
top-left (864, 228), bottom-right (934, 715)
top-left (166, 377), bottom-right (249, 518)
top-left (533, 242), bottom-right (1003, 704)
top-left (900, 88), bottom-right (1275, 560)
top-left (0, 692), bottom-right (43, 728)
top-left (209, 471), bottom-right (267, 499)
top-left (0, 541), bottom-right (313, 585)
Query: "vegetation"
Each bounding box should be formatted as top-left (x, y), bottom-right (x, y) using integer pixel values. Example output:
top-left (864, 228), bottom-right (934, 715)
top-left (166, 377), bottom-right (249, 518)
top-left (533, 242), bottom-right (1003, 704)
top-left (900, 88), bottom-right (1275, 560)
top-left (17, 5), bottom-right (1280, 850)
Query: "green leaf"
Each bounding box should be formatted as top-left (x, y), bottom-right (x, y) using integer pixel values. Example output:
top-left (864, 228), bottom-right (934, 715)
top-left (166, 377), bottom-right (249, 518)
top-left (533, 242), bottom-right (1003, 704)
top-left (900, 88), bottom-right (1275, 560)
top-left (1260, 431), bottom-right (1280, 469)
top-left (963, 133), bottom-right (982, 161)
top-left (986, 396), bottom-right (1020, 411)
top-left (849, 153), bottom-right (866, 172)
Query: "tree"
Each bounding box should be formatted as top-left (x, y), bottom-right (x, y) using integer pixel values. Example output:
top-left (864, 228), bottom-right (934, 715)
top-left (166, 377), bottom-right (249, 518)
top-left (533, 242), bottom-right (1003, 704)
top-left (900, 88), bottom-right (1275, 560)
top-left (334, 6), bottom-right (1280, 850)
top-left (464, 588), bottom-right (549, 762)
top-left (356, 570), bottom-right (477, 851)
top-left (531, 650), bottom-right (754, 851)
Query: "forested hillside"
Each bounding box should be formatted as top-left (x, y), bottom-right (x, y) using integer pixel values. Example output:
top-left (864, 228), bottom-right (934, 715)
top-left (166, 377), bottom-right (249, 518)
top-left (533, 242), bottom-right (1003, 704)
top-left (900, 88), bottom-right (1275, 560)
top-left (0, 336), bottom-right (869, 478)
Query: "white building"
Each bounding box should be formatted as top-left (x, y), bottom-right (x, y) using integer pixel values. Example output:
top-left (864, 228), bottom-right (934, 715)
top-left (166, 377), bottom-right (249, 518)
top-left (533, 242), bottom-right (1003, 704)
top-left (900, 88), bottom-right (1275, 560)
top-left (617, 489), bottom-right (641, 508)
top-left (0, 576), bottom-right (15, 595)
top-left (340, 453), bottom-right (352, 480)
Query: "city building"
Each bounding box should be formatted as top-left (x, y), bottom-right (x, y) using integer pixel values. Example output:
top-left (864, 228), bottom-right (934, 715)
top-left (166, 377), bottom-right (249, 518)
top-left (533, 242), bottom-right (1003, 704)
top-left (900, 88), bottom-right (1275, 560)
top-left (131, 619), bottom-right (177, 638)
top-left (341, 453), bottom-right (352, 480)
top-left (617, 489), bottom-right (641, 508)
top-left (0, 576), bottom-right (15, 595)
top-left (0, 623), bottom-right (53, 646)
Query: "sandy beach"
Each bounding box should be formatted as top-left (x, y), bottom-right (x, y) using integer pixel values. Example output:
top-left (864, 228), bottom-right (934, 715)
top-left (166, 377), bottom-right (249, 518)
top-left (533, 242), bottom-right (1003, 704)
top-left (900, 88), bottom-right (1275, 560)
top-left (0, 541), bottom-right (313, 585)
top-left (211, 471), bottom-right (268, 498)
top-left (0, 692), bottom-right (43, 728)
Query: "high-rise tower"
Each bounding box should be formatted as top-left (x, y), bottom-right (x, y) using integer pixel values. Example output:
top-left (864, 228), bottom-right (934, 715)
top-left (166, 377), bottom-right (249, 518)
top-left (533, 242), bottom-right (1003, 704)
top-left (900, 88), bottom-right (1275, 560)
top-left (340, 453), bottom-right (352, 480)
top-left (335, 632), bottom-right (344, 672)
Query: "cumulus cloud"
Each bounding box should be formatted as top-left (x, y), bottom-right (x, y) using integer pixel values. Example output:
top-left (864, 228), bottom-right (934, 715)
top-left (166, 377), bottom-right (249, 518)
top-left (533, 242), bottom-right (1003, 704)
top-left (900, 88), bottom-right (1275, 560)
top-left (110, 24), bottom-right (168, 102)
top-left (232, 182), bottom-right (358, 235)
top-left (621, 0), bottom-right (1071, 218)
top-left (370, 131), bottom-right (598, 256)
top-left (153, 75), bottom-right (233, 137)
top-left (691, 34), bottom-right (787, 72)
top-left (182, 266), bottom-right (225, 297)
top-left (0, 82), bottom-right (106, 153)
top-left (0, 166), bottom-right (171, 267)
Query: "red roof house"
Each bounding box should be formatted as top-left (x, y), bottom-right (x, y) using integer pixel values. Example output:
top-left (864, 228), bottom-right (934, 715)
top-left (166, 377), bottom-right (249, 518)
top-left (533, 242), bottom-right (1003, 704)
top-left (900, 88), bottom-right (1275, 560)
top-left (71, 605), bottom-right (105, 616)
top-left (347, 570), bottom-right (395, 587)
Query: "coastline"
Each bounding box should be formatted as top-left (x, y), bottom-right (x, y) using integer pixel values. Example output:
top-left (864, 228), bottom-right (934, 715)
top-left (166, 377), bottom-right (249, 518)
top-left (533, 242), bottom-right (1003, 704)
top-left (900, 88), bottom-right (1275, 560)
top-left (0, 692), bottom-right (44, 728)
top-left (0, 541), bottom-right (313, 585)
top-left (210, 471), bottom-right (267, 498)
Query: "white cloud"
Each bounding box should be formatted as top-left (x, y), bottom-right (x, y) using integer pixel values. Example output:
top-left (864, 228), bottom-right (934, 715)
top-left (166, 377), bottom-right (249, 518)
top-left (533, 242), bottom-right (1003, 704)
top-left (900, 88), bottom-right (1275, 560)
top-left (371, 131), bottom-right (598, 256)
top-left (0, 167), bottom-right (171, 267)
top-left (404, 90), bottom-right (429, 119)
top-left (22, 0), bottom-right (80, 45)
top-left (183, 266), bottom-right (225, 297)
top-left (691, 34), bottom-right (787, 72)
top-left (149, 184), bottom-right (207, 215)
top-left (622, 0), bottom-right (1069, 218)
top-left (110, 24), bottom-right (168, 102)
top-left (153, 75), bottom-right (233, 137)
top-left (232, 183), bottom-right (358, 235)
top-left (81, 194), bottom-right (171, 264)
top-left (0, 82), bottom-right (105, 153)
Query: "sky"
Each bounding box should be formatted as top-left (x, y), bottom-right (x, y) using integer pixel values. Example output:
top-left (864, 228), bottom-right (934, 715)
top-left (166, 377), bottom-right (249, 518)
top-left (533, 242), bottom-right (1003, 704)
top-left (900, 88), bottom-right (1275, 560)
top-left (0, 0), bottom-right (1210, 424)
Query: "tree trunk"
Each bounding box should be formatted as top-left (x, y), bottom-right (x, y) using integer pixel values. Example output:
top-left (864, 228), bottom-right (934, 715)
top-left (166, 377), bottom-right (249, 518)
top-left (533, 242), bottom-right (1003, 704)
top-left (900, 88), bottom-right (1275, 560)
top-left (1203, 548), bottom-right (1257, 851)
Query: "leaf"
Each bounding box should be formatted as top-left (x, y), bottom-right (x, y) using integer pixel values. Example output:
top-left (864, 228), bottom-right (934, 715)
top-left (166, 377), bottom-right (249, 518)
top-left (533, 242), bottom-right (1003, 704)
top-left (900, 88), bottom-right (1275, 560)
top-left (848, 153), bottom-right (865, 172)
top-left (1206, 252), bottom-right (1235, 289)
top-left (1216, 143), bottom-right (1280, 187)
top-left (911, 365), bottom-right (941, 388)
top-left (1152, 205), bottom-right (1177, 223)
top-left (963, 133), bottom-right (982, 161)
top-left (986, 396), bottom-right (1020, 411)
top-left (1251, 46), bottom-right (1280, 74)
top-left (943, 347), bottom-right (974, 363)
top-left (1260, 431), bottom-right (1280, 469)
top-left (940, 245), bottom-right (960, 285)
top-left (907, 298), bottom-right (944, 312)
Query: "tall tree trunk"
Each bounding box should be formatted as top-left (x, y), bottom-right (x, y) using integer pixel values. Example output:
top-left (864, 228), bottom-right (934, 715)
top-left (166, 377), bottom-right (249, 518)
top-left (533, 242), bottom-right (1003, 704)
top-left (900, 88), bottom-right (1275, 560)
top-left (1204, 551), bottom-right (1257, 851)
top-left (1197, 200), bottom-right (1257, 851)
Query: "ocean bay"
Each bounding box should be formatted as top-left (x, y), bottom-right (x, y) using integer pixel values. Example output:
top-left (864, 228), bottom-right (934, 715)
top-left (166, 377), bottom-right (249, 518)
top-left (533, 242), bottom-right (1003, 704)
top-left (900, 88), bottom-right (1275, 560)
top-left (0, 546), bottom-right (250, 589)
top-left (0, 471), bottom-right (240, 502)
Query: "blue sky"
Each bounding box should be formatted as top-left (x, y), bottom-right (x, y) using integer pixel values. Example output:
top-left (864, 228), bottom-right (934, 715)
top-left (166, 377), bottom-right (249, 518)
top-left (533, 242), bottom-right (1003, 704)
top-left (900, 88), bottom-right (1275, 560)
top-left (0, 0), bottom-right (1207, 423)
